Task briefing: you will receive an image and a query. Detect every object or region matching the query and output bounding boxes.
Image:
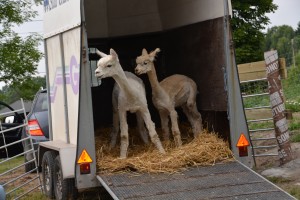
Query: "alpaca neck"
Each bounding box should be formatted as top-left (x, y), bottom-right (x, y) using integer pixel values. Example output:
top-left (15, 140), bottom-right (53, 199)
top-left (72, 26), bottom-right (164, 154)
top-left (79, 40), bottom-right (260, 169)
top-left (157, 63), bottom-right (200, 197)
top-left (112, 67), bottom-right (135, 97)
top-left (147, 64), bottom-right (164, 96)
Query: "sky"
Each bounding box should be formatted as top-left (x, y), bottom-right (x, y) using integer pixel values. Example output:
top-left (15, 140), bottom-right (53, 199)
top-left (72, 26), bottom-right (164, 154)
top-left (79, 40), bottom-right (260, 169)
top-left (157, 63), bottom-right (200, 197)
top-left (1, 0), bottom-right (300, 89)
top-left (266, 0), bottom-right (300, 30)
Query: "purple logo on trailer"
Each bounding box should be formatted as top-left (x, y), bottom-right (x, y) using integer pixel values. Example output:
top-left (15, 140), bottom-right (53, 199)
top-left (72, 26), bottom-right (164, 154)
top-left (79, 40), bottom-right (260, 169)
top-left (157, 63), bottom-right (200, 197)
top-left (50, 55), bottom-right (79, 103)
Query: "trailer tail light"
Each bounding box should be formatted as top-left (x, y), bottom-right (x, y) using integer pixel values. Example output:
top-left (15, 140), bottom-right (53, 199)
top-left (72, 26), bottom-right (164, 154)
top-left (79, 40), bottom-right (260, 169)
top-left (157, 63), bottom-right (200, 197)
top-left (27, 119), bottom-right (44, 136)
top-left (80, 163), bottom-right (91, 174)
top-left (236, 133), bottom-right (250, 157)
top-left (77, 149), bottom-right (93, 174)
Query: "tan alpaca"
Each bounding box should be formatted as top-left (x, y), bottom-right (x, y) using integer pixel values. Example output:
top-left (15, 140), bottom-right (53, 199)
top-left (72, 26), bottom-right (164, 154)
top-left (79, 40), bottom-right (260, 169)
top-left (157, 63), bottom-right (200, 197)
top-left (135, 48), bottom-right (203, 146)
top-left (95, 48), bottom-right (165, 158)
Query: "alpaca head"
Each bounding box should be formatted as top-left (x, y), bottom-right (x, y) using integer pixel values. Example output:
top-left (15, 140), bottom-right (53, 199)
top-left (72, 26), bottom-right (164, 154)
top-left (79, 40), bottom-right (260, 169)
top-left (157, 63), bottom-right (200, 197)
top-left (95, 48), bottom-right (120, 79)
top-left (135, 48), bottom-right (160, 75)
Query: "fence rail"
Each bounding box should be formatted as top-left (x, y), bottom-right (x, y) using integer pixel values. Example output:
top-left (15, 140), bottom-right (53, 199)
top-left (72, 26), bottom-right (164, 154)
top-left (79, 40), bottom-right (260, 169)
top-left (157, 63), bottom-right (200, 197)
top-left (0, 99), bottom-right (42, 200)
top-left (238, 59), bottom-right (288, 160)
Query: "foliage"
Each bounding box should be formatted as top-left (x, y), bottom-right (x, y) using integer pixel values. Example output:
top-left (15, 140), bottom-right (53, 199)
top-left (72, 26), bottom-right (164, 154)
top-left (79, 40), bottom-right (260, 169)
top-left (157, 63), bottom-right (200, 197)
top-left (231, 0), bottom-right (277, 64)
top-left (0, 0), bottom-right (43, 85)
top-left (264, 25), bottom-right (295, 66)
top-left (285, 100), bottom-right (300, 112)
top-left (282, 66), bottom-right (300, 104)
top-left (295, 49), bottom-right (300, 67)
top-left (243, 95), bottom-right (270, 108)
top-left (295, 22), bottom-right (300, 36)
top-left (0, 76), bottom-right (46, 103)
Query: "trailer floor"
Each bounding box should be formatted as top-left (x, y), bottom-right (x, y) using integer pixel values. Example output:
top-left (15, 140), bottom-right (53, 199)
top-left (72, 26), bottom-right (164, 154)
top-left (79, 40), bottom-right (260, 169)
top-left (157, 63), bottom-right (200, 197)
top-left (97, 161), bottom-right (295, 200)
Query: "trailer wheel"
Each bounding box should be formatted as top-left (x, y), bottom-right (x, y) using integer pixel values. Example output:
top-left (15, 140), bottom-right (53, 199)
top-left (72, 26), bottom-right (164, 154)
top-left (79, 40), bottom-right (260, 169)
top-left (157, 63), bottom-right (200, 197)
top-left (24, 156), bottom-right (36, 173)
top-left (42, 151), bottom-right (56, 198)
top-left (54, 155), bottom-right (77, 200)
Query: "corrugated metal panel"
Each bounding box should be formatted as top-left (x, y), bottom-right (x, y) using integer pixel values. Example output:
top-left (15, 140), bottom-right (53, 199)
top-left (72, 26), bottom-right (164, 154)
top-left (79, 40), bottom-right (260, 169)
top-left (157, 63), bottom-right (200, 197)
top-left (97, 161), bottom-right (295, 200)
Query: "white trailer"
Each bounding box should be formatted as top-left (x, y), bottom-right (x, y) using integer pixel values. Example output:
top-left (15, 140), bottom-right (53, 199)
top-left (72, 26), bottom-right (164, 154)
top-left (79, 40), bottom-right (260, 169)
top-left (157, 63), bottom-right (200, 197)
top-left (39, 0), bottom-right (296, 199)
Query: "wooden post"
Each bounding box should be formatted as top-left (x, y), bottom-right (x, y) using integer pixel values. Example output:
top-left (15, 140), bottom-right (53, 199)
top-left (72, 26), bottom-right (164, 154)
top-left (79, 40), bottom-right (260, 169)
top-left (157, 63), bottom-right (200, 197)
top-left (264, 50), bottom-right (293, 165)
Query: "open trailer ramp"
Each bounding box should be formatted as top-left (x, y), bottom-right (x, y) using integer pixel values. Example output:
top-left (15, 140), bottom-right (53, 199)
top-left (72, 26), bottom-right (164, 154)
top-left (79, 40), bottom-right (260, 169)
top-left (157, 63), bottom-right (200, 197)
top-left (97, 161), bottom-right (295, 200)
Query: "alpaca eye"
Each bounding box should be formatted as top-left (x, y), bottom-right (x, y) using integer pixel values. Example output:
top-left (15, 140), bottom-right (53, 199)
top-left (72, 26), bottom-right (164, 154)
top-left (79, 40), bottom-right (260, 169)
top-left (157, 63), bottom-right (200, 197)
top-left (143, 61), bottom-right (148, 65)
top-left (107, 64), bottom-right (112, 68)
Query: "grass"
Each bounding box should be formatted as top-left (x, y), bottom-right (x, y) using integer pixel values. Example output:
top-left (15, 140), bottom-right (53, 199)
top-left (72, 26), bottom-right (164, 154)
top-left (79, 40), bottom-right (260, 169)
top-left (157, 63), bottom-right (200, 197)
top-left (267, 176), bottom-right (291, 184)
top-left (248, 121), bottom-right (273, 130)
top-left (21, 191), bottom-right (48, 200)
top-left (290, 133), bottom-right (300, 143)
top-left (0, 155), bottom-right (46, 200)
top-left (0, 156), bottom-right (24, 174)
top-left (289, 121), bottom-right (300, 131)
top-left (288, 186), bottom-right (300, 199)
top-left (266, 177), bottom-right (300, 199)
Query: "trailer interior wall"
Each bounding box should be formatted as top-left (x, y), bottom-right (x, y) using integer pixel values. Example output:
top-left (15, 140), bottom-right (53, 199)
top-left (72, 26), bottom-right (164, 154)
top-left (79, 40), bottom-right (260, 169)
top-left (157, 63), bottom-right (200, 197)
top-left (85, 0), bottom-right (231, 140)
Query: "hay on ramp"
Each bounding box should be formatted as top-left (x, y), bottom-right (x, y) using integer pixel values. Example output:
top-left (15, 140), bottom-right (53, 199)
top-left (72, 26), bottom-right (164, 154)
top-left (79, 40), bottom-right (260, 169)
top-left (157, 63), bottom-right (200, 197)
top-left (95, 129), bottom-right (234, 174)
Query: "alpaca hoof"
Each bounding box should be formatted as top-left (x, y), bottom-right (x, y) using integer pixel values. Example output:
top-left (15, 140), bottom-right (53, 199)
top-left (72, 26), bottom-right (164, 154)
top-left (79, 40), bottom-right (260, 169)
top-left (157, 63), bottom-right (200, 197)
top-left (109, 143), bottom-right (116, 150)
top-left (176, 140), bottom-right (182, 147)
top-left (160, 149), bottom-right (166, 154)
top-left (163, 135), bottom-right (170, 141)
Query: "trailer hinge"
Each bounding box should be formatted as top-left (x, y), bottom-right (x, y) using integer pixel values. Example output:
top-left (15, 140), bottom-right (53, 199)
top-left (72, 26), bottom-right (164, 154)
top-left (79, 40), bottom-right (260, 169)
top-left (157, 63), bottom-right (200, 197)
top-left (222, 66), bottom-right (230, 120)
top-left (82, 47), bottom-right (87, 64)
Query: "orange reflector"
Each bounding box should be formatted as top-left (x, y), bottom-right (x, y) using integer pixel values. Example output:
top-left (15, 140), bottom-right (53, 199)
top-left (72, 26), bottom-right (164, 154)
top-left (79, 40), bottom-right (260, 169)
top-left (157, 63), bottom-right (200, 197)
top-left (236, 133), bottom-right (250, 147)
top-left (236, 133), bottom-right (250, 157)
top-left (77, 149), bottom-right (93, 164)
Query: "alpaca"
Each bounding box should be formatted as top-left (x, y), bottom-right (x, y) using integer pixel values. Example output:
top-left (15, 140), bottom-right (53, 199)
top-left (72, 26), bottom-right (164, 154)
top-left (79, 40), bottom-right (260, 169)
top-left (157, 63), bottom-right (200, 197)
top-left (95, 48), bottom-right (165, 158)
top-left (135, 48), bottom-right (203, 146)
top-left (110, 72), bottom-right (149, 148)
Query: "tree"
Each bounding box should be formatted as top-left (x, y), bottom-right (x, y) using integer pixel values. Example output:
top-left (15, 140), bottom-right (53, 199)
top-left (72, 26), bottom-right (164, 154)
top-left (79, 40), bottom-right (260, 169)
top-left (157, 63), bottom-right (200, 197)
top-left (0, 76), bottom-right (46, 104)
top-left (0, 0), bottom-right (43, 85)
top-left (264, 25), bottom-right (295, 66)
top-left (295, 21), bottom-right (300, 36)
top-left (231, 0), bottom-right (277, 64)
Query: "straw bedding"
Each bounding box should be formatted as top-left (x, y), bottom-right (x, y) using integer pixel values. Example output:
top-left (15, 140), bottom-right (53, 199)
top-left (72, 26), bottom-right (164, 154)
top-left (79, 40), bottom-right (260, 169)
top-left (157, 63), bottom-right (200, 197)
top-left (95, 123), bottom-right (234, 174)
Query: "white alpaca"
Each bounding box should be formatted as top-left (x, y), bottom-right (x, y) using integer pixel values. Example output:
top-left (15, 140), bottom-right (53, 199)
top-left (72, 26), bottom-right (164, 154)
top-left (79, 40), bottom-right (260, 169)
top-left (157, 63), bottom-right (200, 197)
top-left (95, 48), bottom-right (165, 158)
top-left (135, 48), bottom-right (203, 146)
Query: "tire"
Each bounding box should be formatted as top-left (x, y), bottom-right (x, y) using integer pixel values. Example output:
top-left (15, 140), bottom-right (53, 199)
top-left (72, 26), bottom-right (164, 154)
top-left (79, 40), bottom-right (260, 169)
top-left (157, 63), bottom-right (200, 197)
top-left (42, 151), bottom-right (56, 198)
top-left (24, 156), bottom-right (36, 173)
top-left (68, 178), bottom-right (78, 199)
top-left (54, 155), bottom-right (77, 200)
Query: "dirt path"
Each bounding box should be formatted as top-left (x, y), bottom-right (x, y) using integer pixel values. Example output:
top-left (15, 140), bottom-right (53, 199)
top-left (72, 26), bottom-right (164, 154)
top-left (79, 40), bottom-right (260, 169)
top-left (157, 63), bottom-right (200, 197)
top-left (254, 112), bottom-right (300, 199)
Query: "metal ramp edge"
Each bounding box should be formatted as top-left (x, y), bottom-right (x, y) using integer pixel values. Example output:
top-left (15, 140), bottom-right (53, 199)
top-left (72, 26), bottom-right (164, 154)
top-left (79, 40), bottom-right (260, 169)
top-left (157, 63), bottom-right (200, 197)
top-left (96, 161), bottom-right (296, 200)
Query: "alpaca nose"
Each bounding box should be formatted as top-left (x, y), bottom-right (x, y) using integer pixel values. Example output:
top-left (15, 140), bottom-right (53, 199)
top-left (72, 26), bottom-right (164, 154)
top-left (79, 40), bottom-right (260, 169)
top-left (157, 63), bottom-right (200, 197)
top-left (95, 69), bottom-right (100, 76)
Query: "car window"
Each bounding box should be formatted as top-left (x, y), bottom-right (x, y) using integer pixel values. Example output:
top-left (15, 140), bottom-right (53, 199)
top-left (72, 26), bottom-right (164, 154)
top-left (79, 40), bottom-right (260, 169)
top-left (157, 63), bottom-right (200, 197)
top-left (33, 92), bottom-right (48, 112)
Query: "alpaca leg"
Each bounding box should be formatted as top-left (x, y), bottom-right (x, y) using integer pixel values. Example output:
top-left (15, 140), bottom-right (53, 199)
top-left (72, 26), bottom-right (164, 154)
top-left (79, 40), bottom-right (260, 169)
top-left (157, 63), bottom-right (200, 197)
top-left (141, 109), bottom-right (165, 154)
top-left (185, 84), bottom-right (203, 137)
top-left (119, 111), bottom-right (129, 159)
top-left (110, 109), bottom-right (119, 149)
top-left (136, 111), bottom-right (149, 144)
top-left (182, 104), bottom-right (203, 138)
top-left (169, 109), bottom-right (182, 146)
top-left (159, 110), bottom-right (170, 141)
top-left (110, 94), bottom-right (119, 149)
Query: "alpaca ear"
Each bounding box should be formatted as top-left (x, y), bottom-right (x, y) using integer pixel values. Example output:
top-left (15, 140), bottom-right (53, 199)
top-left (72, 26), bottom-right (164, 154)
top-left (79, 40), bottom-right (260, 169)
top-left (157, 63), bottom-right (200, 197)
top-left (142, 48), bottom-right (148, 56)
top-left (110, 48), bottom-right (118, 59)
top-left (96, 49), bottom-right (107, 58)
top-left (149, 48), bottom-right (161, 61)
